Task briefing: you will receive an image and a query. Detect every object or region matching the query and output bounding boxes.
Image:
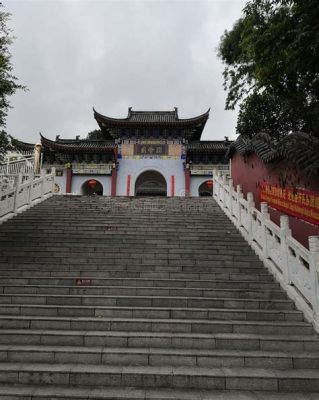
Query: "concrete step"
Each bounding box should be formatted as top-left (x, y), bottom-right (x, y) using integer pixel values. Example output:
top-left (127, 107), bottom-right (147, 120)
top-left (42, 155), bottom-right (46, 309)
top-left (0, 195), bottom-right (318, 394)
top-left (0, 345), bottom-right (318, 369)
top-left (0, 385), bottom-right (316, 400)
top-left (0, 304), bottom-right (303, 321)
top-left (0, 294), bottom-right (294, 310)
top-left (1, 362), bottom-right (319, 391)
top-left (0, 315), bottom-right (312, 335)
top-left (0, 269), bottom-right (275, 282)
top-left (0, 275), bottom-right (281, 290)
top-left (1, 330), bottom-right (318, 351)
top-left (0, 285), bottom-right (288, 300)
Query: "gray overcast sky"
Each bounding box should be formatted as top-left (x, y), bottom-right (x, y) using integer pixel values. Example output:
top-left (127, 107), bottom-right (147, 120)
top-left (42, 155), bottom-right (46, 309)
top-left (4, 0), bottom-right (246, 143)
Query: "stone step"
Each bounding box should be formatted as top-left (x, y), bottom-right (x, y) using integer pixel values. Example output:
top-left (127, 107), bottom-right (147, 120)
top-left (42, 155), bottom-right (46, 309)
top-left (0, 269), bottom-right (275, 282)
top-left (0, 316), bottom-right (311, 335)
top-left (1, 362), bottom-right (319, 391)
top-left (0, 330), bottom-right (318, 351)
top-left (0, 276), bottom-right (280, 290)
top-left (0, 256), bottom-right (263, 265)
top-left (0, 294), bottom-right (293, 309)
top-left (0, 385), bottom-right (316, 400)
top-left (0, 345), bottom-right (317, 369)
top-left (0, 285), bottom-right (288, 300)
top-left (0, 256), bottom-right (271, 270)
top-left (0, 304), bottom-right (303, 321)
top-left (0, 249), bottom-right (255, 257)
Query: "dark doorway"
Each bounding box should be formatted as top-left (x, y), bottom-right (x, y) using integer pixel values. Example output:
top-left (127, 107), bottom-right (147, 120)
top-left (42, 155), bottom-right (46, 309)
top-left (198, 180), bottom-right (213, 196)
top-left (82, 179), bottom-right (103, 196)
top-left (135, 170), bottom-right (167, 196)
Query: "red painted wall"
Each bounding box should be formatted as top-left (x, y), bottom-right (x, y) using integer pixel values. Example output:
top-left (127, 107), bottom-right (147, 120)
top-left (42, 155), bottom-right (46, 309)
top-left (231, 152), bottom-right (319, 249)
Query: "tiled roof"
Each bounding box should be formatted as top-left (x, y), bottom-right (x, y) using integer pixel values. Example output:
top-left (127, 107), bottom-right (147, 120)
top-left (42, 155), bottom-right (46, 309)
top-left (226, 133), bottom-right (279, 163)
top-left (227, 132), bottom-right (319, 177)
top-left (41, 134), bottom-right (116, 153)
top-left (93, 107), bottom-right (210, 127)
top-left (11, 139), bottom-right (35, 151)
top-left (128, 109), bottom-right (178, 123)
top-left (187, 141), bottom-right (231, 153)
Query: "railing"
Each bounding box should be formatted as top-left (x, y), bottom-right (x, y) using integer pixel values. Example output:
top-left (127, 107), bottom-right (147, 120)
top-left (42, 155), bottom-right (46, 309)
top-left (190, 164), bottom-right (230, 175)
top-left (0, 169), bottom-right (55, 224)
top-left (213, 171), bottom-right (319, 331)
top-left (0, 156), bottom-right (35, 175)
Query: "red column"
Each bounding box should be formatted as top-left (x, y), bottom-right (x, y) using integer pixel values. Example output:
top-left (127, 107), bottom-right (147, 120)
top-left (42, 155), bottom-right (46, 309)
top-left (126, 175), bottom-right (131, 196)
top-left (65, 165), bottom-right (72, 193)
top-left (171, 175), bottom-right (175, 197)
top-left (111, 164), bottom-right (117, 197)
top-left (185, 167), bottom-right (191, 197)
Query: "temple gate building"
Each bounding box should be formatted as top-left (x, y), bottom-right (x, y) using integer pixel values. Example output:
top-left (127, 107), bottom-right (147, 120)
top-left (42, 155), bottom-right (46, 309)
top-left (15, 108), bottom-right (231, 196)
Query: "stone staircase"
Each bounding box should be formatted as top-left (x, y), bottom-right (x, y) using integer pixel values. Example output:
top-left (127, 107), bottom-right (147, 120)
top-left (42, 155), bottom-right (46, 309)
top-left (0, 195), bottom-right (318, 399)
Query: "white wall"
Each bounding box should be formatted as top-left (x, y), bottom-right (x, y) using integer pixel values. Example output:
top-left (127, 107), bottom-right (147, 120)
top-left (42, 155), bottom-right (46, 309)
top-left (117, 158), bottom-right (185, 196)
top-left (54, 175), bottom-right (66, 194)
top-left (71, 175), bottom-right (112, 196)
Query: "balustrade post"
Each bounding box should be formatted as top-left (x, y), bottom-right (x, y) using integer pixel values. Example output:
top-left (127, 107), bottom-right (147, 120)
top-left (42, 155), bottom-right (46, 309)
top-left (236, 185), bottom-right (243, 227)
top-left (309, 237), bottom-right (319, 320)
top-left (228, 178), bottom-right (233, 215)
top-left (213, 169), bottom-right (217, 198)
top-left (221, 174), bottom-right (227, 208)
top-left (247, 192), bottom-right (255, 240)
top-left (27, 173), bottom-right (35, 205)
top-left (216, 172), bottom-right (222, 202)
top-left (51, 167), bottom-right (56, 194)
top-left (40, 169), bottom-right (46, 198)
top-left (13, 173), bottom-right (23, 214)
top-left (260, 202), bottom-right (270, 259)
top-left (280, 215), bottom-right (292, 286)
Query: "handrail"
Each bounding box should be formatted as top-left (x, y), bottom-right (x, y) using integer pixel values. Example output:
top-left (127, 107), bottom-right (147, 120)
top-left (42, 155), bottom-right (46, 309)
top-left (0, 169), bottom-right (55, 224)
top-left (213, 170), bottom-right (319, 332)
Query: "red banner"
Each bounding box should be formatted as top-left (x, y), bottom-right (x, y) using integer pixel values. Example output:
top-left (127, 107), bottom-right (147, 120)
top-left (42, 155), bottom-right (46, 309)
top-left (259, 183), bottom-right (319, 226)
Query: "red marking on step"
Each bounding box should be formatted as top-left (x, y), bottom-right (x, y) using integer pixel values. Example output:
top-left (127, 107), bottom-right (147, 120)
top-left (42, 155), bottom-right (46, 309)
top-left (76, 278), bottom-right (91, 286)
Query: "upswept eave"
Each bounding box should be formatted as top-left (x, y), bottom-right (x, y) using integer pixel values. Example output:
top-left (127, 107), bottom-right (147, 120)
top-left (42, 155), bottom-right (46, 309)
top-left (40, 134), bottom-right (116, 153)
top-left (11, 138), bottom-right (35, 152)
top-left (93, 107), bottom-right (210, 127)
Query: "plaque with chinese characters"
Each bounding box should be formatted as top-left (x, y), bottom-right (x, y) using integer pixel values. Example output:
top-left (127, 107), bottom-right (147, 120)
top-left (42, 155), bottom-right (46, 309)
top-left (134, 144), bottom-right (168, 156)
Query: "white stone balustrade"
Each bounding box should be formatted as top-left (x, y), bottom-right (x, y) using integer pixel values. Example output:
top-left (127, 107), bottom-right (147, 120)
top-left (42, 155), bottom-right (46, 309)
top-left (213, 170), bottom-right (319, 331)
top-left (0, 169), bottom-right (55, 224)
top-left (0, 156), bottom-right (35, 175)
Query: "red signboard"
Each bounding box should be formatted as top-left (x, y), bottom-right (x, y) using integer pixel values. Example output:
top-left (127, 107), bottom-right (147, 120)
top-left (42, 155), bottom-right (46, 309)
top-left (259, 183), bottom-right (319, 226)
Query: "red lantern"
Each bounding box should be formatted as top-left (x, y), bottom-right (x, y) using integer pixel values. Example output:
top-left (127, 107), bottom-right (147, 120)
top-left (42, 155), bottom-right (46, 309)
top-left (205, 180), bottom-right (213, 188)
top-left (88, 179), bottom-right (97, 188)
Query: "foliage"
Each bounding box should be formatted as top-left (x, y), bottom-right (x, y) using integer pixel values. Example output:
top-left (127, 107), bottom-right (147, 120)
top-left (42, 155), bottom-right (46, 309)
top-left (87, 129), bottom-right (103, 140)
top-left (218, 0), bottom-right (319, 139)
top-left (0, 2), bottom-right (25, 161)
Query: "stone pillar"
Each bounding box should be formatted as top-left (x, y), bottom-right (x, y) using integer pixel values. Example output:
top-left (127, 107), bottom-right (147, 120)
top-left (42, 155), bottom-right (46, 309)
top-left (34, 143), bottom-right (42, 174)
top-left (309, 236), bottom-right (319, 318)
top-left (280, 215), bottom-right (292, 285)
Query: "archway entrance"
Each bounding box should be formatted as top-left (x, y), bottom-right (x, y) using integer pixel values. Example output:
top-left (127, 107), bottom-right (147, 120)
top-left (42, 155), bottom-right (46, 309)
top-left (81, 179), bottom-right (103, 195)
top-left (198, 180), bottom-right (214, 196)
top-left (135, 170), bottom-right (167, 196)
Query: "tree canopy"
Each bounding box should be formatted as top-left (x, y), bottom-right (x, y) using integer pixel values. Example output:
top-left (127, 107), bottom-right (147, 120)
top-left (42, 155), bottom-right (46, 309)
top-left (0, 2), bottom-right (25, 161)
top-left (218, 0), bottom-right (319, 139)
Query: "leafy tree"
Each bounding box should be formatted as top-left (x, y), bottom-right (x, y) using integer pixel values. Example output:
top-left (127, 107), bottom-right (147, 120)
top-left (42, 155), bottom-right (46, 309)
top-left (0, 2), bottom-right (25, 161)
top-left (218, 0), bottom-right (319, 138)
top-left (87, 129), bottom-right (102, 140)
